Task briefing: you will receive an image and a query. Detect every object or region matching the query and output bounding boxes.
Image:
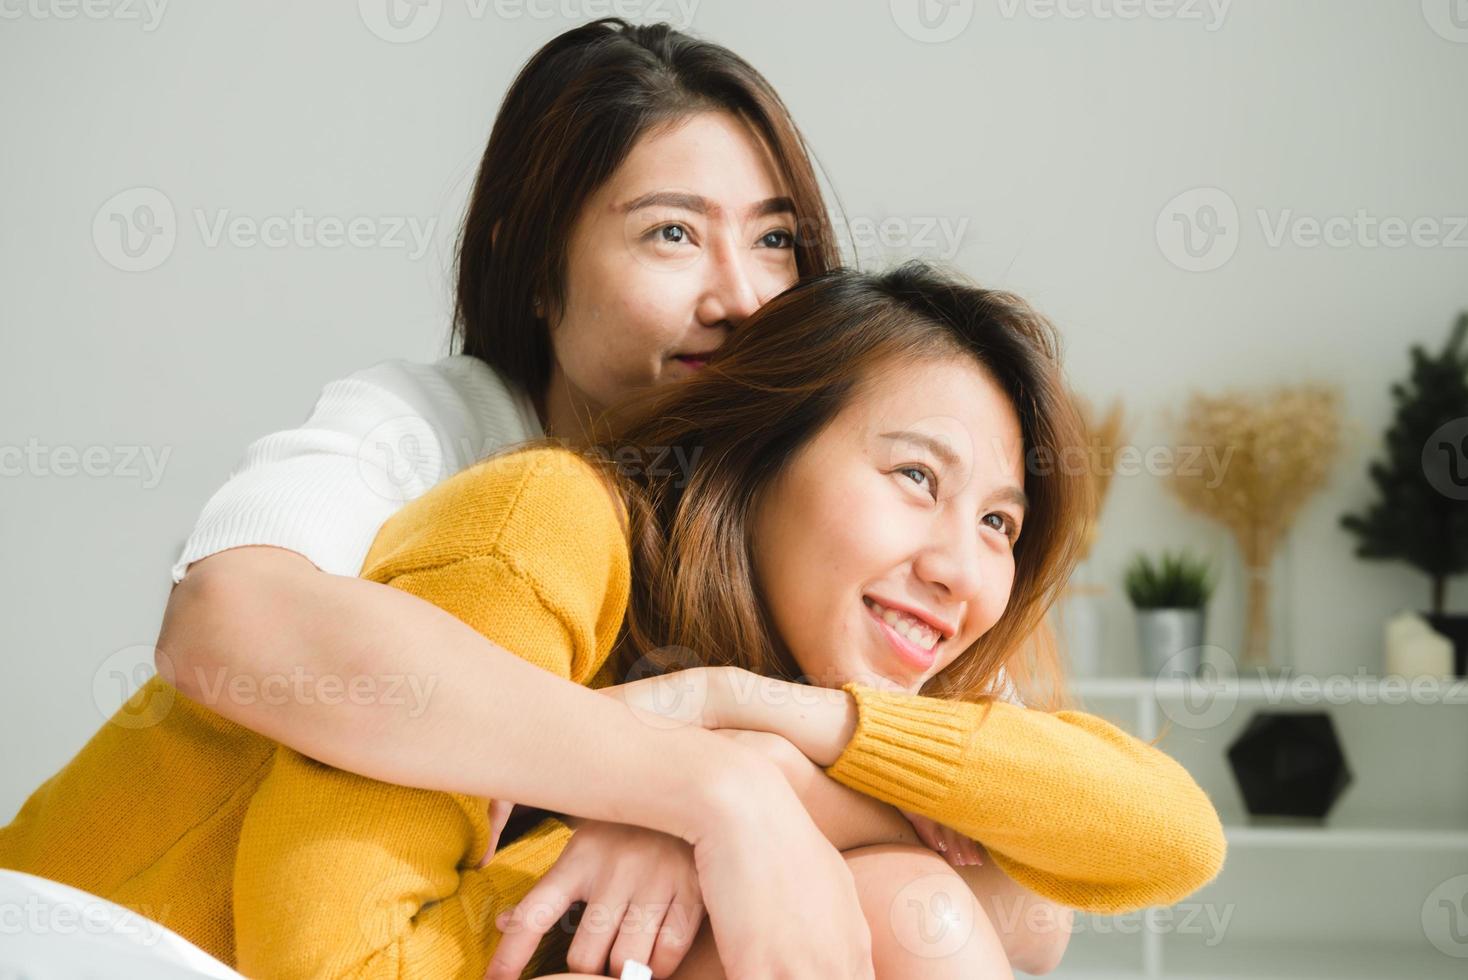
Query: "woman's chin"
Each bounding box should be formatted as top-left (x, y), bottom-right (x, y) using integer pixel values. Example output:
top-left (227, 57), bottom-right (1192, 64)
top-left (837, 662), bottom-right (912, 693)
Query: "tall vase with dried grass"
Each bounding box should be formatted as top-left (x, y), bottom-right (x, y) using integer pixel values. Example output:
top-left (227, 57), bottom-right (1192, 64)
top-left (1055, 394), bottom-right (1127, 675)
top-left (1165, 385), bottom-right (1343, 674)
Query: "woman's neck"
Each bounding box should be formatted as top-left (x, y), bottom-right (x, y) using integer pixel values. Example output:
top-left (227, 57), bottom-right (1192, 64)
top-left (539, 369), bottom-right (598, 447)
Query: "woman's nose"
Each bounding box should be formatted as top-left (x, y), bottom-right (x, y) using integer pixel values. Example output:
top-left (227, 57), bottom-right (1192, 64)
top-left (914, 520), bottom-right (984, 604)
top-left (697, 242), bottom-right (763, 328)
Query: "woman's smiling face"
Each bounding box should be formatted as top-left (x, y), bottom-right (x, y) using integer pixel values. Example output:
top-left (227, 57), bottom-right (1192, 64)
top-left (750, 355), bottom-right (1029, 694)
top-left (544, 110), bottom-right (801, 435)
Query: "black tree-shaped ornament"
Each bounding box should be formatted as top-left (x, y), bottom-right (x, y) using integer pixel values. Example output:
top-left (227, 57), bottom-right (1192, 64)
top-left (1340, 312), bottom-right (1468, 675)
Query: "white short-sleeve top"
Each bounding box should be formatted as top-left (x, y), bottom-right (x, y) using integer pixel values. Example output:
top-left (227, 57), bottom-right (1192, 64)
top-left (170, 355), bottom-right (542, 583)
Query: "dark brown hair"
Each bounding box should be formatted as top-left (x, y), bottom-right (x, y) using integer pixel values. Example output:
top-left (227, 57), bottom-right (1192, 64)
top-left (594, 262), bottom-right (1092, 712)
top-left (453, 18), bottom-right (839, 414)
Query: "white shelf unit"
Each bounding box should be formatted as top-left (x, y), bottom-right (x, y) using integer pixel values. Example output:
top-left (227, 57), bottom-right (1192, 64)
top-left (1048, 674), bottom-right (1468, 980)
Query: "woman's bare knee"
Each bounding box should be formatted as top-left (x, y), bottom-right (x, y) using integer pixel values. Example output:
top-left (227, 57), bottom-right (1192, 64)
top-left (843, 842), bottom-right (1014, 980)
top-left (585, 844), bottom-right (1013, 980)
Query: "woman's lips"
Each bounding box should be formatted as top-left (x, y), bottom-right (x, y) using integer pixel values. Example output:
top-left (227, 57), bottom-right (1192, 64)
top-left (672, 354), bottom-right (710, 369)
top-left (864, 601), bottom-right (938, 672)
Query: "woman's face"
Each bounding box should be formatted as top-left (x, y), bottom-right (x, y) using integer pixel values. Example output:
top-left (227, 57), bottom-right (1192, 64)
top-left (750, 355), bottom-right (1029, 694)
top-left (544, 111), bottom-right (801, 435)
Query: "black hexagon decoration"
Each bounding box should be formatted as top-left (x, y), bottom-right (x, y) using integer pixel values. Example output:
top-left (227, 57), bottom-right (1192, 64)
top-left (1226, 711), bottom-right (1352, 820)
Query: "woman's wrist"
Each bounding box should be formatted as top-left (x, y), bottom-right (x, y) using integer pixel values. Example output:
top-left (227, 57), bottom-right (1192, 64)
top-left (713, 668), bottom-right (859, 768)
top-left (678, 734), bottom-right (792, 845)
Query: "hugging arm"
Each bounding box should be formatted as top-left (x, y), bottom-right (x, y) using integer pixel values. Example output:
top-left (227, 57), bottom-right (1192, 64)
top-left (713, 726), bottom-right (1072, 976)
top-left (226, 528), bottom-right (721, 977)
top-left (227, 454), bottom-right (876, 980)
top-left (715, 669), bottom-right (1228, 916)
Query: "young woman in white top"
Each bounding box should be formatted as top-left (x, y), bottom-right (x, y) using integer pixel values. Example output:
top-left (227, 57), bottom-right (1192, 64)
top-left (156, 18), bottom-right (1051, 979)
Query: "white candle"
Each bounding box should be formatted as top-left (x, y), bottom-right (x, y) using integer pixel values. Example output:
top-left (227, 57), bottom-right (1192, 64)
top-left (1383, 611), bottom-right (1454, 679)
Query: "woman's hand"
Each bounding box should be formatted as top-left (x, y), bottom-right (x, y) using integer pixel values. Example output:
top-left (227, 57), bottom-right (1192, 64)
top-left (593, 664), bottom-right (727, 731)
top-left (480, 799), bottom-right (516, 867)
top-left (686, 757), bottom-right (875, 980)
top-left (900, 808), bottom-right (987, 868)
top-left (485, 818), bottom-right (704, 980)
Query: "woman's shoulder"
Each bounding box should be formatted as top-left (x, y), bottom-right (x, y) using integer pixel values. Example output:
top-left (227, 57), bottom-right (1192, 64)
top-left (346, 354), bottom-right (543, 471)
top-left (362, 444), bottom-right (628, 582)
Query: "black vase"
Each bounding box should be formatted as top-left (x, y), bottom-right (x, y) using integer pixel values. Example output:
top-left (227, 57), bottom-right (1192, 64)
top-left (1422, 612), bottom-right (1468, 678)
top-left (1227, 711), bottom-right (1352, 821)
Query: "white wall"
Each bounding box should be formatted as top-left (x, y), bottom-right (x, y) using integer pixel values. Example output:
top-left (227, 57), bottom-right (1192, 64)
top-left (2, 0), bottom-right (1465, 819)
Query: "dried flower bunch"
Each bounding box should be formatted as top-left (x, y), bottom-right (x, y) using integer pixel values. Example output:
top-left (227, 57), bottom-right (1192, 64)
top-left (1166, 384), bottom-right (1343, 668)
top-left (1071, 393), bottom-right (1128, 562)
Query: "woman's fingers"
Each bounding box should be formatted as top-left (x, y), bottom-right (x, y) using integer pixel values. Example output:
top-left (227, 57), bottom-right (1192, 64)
top-left (898, 808), bottom-right (939, 852)
top-left (563, 892), bottom-right (629, 976)
top-left (481, 799), bottom-right (515, 868)
top-left (900, 808), bottom-right (985, 868)
top-left (485, 872), bottom-right (578, 980)
top-left (945, 829), bottom-right (983, 867)
top-left (640, 885), bottom-right (703, 979)
top-left (604, 885), bottom-right (699, 980)
top-left (600, 894), bottom-right (662, 979)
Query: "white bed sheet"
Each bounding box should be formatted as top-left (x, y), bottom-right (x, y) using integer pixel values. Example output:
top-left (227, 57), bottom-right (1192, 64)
top-left (0, 869), bottom-right (245, 979)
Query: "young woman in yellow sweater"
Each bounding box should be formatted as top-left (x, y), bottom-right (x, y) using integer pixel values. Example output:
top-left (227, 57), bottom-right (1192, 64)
top-left (113, 16), bottom-right (1072, 979)
top-left (1, 262), bottom-right (1227, 979)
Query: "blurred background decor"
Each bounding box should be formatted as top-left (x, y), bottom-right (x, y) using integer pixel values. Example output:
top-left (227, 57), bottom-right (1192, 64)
top-left (1124, 549), bottom-right (1215, 676)
top-left (1053, 394), bottom-right (1127, 677)
top-left (1166, 385), bottom-right (1344, 676)
top-left (1382, 611), bottom-right (1456, 680)
top-left (1340, 313), bottom-right (1468, 677)
top-left (1227, 711), bottom-right (1353, 823)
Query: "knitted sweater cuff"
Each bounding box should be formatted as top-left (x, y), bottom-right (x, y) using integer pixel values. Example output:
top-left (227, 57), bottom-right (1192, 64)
top-left (823, 682), bottom-right (974, 811)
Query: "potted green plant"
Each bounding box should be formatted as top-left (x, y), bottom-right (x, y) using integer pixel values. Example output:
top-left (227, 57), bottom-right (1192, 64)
top-left (1125, 550), bottom-right (1216, 676)
top-left (1340, 312), bottom-right (1468, 677)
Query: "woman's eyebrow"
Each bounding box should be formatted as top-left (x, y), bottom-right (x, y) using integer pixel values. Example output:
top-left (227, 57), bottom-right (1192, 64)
top-left (880, 429), bottom-right (960, 468)
top-left (987, 485), bottom-right (1030, 515)
top-left (881, 430), bottom-right (1029, 513)
top-left (620, 190), bottom-right (796, 219)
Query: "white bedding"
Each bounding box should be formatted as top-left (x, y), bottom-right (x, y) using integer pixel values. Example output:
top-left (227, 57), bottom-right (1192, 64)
top-left (0, 869), bottom-right (245, 979)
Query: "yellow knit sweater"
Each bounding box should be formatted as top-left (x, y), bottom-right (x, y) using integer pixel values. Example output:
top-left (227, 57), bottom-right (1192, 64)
top-left (0, 446), bottom-right (1226, 978)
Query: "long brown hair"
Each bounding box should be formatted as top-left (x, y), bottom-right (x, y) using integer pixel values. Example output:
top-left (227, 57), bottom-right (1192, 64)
top-left (453, 18), bottom-right (839, 412)
top-left (592, 262), bottom-right (1092, 711)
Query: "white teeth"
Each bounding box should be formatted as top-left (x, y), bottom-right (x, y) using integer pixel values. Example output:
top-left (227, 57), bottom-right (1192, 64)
top-left (869, 599), bottom-right (940, 651)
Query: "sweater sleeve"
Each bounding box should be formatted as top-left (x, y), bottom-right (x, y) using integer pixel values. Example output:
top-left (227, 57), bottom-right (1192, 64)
top-left (231, 448), bottom-right (629, 979)
top-left (170, 355), bottom-right (540, 583)
top-left (232, 746), bottom-right (574, 980)
top-left (824, 683), bottom-right (1227, 916)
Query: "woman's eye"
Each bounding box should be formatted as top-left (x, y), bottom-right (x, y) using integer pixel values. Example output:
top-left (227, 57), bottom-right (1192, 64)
top-left (654, 223), bottom-right (688, 245)
top-left (758, 229), bottom-right (794, 248)
top-left (983, 513), bottom-right (1019, 542)
top-left (897, 464), bottom-right (937, 497)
